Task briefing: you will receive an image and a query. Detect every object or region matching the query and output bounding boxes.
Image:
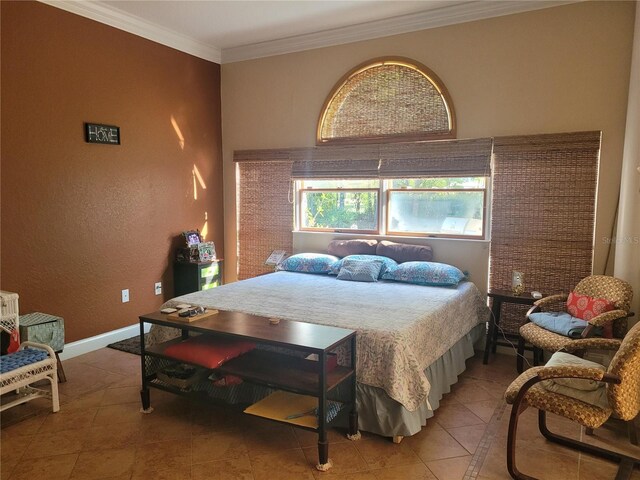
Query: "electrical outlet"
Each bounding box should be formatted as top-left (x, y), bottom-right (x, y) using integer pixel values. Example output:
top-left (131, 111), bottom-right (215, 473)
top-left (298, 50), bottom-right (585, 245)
top-left (121, 289), bottom-right (129, 303)
top-left (154, 282), bottom-right (162, 296)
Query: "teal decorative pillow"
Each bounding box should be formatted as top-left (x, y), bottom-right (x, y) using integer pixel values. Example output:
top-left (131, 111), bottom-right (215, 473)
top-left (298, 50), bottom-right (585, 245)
top-left (336, 258), bottom-right (383, 283)
top-left (382, 261), bottom-right (465, 286)
top-left (276, 253), bottom-right (339, 274)
top-left (329, 255), bottom-right (397, 277)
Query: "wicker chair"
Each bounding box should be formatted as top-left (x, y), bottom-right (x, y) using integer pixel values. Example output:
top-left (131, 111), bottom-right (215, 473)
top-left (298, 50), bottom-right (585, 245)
top-left (0, 339), bottom-right (60, 413)
top-left (517, 275), bottom-right (633, 373)
top-left (505, 321), bottom-right (640, 479)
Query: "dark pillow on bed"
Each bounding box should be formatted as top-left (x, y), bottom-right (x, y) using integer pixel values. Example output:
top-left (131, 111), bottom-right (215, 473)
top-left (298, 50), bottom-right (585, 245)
top-left (327, 239), bottom-right (378, 257)
top-left (376, 241), bottom-right (433, 263)
top-left (336, 258), bottom-right (383, 283)
top-left (382, 261), bottom-right (465, 286)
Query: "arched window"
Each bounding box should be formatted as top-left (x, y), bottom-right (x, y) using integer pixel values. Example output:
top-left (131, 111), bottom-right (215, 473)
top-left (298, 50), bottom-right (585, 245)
top-left (317, 57), bottom-right (456, 144)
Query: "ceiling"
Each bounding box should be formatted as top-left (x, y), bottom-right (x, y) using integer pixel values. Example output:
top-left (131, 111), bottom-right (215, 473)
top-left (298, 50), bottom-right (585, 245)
top-left (44, 0), bottom-right (576, 63)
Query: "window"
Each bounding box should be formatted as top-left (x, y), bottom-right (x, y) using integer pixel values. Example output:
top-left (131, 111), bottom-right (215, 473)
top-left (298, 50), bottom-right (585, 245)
top-left (292, 58), bottom-right (489, 239)
top-left (296, 177), bottom-right (487, 239)
top-left (298, 180), bottom-right (379, 233)
top-left (387, 177), bottom-right (486, 238)
top-left (318, 58), bottom-right (456, 144)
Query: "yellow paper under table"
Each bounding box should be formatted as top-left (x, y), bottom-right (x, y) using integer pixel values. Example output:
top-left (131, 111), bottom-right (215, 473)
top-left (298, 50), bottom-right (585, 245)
top-left (244, 391), bottom-right (318, 429)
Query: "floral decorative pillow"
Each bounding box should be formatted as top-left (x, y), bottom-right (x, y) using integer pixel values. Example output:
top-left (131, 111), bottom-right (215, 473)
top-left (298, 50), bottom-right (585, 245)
top-left (566, 291), bottom-right (615, 338)
top-left (382, 261), bottom-right (466, 287)
top-left (336, 258), bottom-right (383, 283)
top-left (329, 254), bottom-right (398, 277)
top-left (566, 292), bottom-right (615, 320)
top-left (276, 253), bottom-right (339, 274)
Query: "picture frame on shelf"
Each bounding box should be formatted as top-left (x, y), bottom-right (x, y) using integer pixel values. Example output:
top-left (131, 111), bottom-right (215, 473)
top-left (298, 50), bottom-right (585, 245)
top-left (182, 230), bottom-right (202, 247)
top-left (197, 242), bottom-right (216, 262)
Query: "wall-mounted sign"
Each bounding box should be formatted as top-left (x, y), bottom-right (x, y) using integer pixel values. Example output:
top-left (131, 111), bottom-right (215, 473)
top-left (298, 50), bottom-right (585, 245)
top-left (85, 123), bottom-right (120, 145)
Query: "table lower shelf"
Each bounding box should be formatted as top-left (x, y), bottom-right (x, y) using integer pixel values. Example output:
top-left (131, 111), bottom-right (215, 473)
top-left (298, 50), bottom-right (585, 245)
top-left (146, 375), bottom-right (348, 430)
top-left (244, 390), bottom-right (346, 429)
top-left (145, 340), bottom-right (353, 395)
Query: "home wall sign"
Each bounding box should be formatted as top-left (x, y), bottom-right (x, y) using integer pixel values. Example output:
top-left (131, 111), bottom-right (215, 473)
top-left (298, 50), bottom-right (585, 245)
top-left (85, 122), bottom-right (120, 145)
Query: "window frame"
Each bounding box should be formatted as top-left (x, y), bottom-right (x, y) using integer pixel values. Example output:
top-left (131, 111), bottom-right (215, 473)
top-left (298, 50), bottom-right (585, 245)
top-left (295, 177), bottom-right (488, 240)
top-left (385, 185), bottom-right (487, 240)
top-left (297, 185), bottom-right (381, 234)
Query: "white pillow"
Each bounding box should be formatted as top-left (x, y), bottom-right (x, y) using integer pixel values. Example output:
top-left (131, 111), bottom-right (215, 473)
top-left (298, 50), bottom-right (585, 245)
top-left (541, 352), bottom-right (609, 410)
top-left (543, 352), bottom-right (605, 391)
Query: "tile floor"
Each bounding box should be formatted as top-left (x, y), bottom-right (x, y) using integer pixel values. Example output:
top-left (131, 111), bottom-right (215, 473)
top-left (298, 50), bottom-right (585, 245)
top-left (1, 349), bottom-right (638, 480)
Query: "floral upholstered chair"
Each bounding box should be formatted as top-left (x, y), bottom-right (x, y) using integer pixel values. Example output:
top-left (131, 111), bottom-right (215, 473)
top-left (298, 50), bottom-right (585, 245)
top-left (504, 320), bottom-right (640, 480)
top-left (517, 275), bottom-right (633, 373)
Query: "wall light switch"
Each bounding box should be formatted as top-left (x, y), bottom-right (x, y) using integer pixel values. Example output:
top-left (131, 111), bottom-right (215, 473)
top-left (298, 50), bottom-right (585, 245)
top-left (154, 282), bottom-right (162, 296)
top-left (121, 289), bottom-right (130, 303)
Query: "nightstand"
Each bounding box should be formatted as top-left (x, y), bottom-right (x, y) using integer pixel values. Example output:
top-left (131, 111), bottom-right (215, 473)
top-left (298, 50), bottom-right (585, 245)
top-left (173, 259), bottom-right (224, 296)
top-left (483, 289), bottom-right (544, 370)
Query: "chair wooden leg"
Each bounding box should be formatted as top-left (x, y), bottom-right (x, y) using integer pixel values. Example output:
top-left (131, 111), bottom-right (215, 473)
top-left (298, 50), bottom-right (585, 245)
top-left (532, 347), bottom-right (540, 366)
top-left (538, 410), bottom-right (639, 478)
top-left (517, 337), bottom-right (525, 373)
top-left (615, 460), bottom-right (636, 480)
top-left (628, 419), bottom-right (638, 446)
top-left (507, 400), bottom-right (537, 479)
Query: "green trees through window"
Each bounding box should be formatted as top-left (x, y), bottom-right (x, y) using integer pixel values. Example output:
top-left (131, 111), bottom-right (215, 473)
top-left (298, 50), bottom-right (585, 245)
top-left (302, 190), bottom-right (378, 231)
top-left (298, 178), bottom-right (486, 238)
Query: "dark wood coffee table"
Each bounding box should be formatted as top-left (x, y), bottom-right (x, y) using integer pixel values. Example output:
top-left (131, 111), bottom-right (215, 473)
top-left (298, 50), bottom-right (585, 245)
top-left (138, 309), bottom-right (358, 470)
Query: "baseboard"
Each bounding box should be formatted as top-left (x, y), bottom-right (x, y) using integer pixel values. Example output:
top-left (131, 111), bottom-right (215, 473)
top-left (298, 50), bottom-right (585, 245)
top-left (59, 323), bottom-right (150, 361)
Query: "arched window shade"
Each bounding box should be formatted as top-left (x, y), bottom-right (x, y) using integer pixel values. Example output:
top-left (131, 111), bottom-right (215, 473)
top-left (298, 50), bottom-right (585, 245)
top-left (317, 58), bottom-right (456, 144)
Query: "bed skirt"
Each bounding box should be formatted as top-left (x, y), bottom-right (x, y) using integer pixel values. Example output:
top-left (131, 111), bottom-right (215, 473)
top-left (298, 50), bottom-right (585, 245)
top-left (356, 323), bottom-right (485, 437)
top-left (148, 323), bottom-right (485, 438)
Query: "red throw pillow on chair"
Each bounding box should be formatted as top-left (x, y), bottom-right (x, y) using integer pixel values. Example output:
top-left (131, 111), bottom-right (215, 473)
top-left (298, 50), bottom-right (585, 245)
top-left (566, 291), bottom-right (615, 338)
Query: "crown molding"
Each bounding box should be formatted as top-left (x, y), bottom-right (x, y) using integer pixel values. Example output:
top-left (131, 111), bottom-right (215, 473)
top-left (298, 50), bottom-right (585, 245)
top-left (221, 0), bottom-right (578, 63)
top-left (41, 0), bottom-right (578, 65)
top-left (39, 0), bottom-right (221, 63)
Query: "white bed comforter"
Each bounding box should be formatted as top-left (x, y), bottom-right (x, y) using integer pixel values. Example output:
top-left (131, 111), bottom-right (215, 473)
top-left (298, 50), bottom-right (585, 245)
top-left (149, 272), bottom-right (488, 411)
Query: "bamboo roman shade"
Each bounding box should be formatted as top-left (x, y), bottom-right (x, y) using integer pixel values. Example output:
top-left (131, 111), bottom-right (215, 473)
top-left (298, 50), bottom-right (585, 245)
top-left (378, 138), bottom-right (492, 178)
top-left (241, 139), bottom-right (492, 180)
top-left (318, 58), bottom-right (455, 144)
top-left (290, 144), bottom-right (381, 179)
top-left (489, 131), bottom-right (601, 333)
top-left (235, 155), bottom-right (294, 280)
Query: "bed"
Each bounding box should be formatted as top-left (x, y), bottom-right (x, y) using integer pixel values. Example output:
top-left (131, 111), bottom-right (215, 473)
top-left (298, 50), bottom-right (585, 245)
top-left (148, 270), bottom-right (489, 437)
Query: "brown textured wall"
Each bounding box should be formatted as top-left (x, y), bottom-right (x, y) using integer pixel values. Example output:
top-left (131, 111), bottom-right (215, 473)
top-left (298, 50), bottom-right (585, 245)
top-left (1, 2), bottom-right (224, 342)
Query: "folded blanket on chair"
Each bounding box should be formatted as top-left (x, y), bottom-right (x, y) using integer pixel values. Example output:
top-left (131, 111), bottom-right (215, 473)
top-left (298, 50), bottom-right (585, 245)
top-left (529, 312), bottom-right (590, 339)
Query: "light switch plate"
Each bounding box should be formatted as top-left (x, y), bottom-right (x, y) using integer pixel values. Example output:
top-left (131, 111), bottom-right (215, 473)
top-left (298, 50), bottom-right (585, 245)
top-left (154, 282), bottom-right (162, 295)
top-left (121, 289), bottom-right (129, 303)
